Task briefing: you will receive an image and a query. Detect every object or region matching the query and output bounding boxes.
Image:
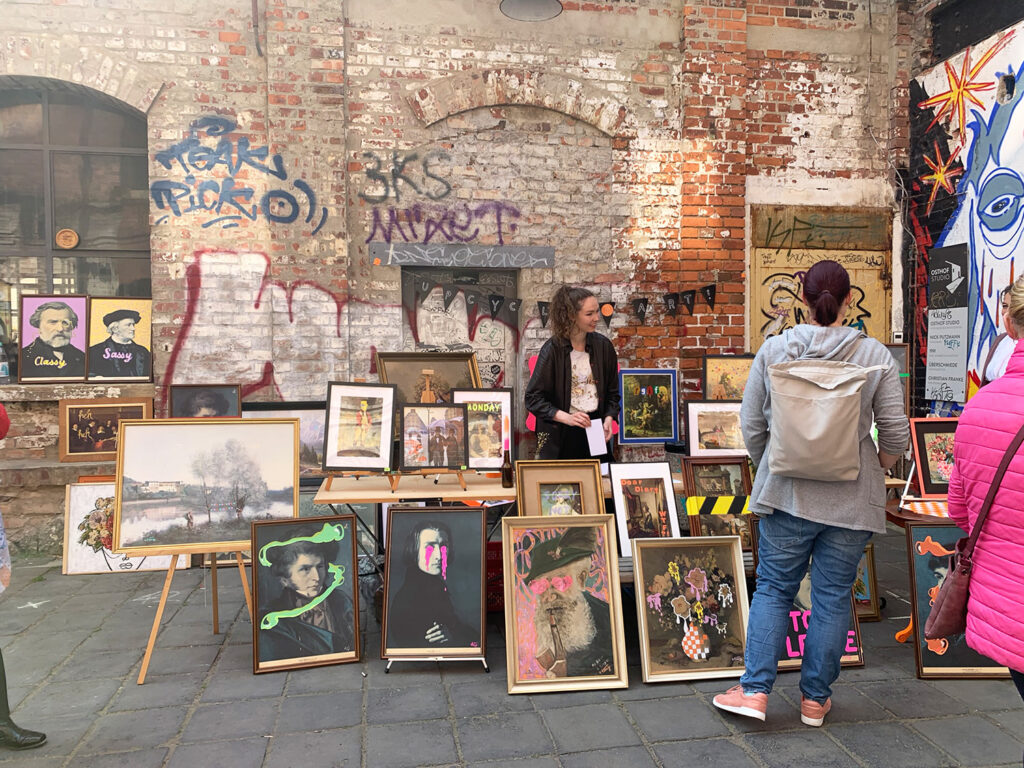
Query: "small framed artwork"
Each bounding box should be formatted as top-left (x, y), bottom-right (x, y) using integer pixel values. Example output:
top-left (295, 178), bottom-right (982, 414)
top-left (113, 418), bottom-right (299, 556)
top-left (168, 384), bottom-right (242, 418)
top-left (610, 462), bottom-right (681, 557)
top-left (58, 397), bottom-right (153, 463)
top-left (18, 294), bottom-right (88, 382)
top-left (399, 404), bottom-right (468, 471)
top-left (777, 567), bottom-right (864, 671)
top-left (376, 351), bottom-right (482, 404)
top-left (685, 400), bottom-right (746, 458)
top-left (502, 514), bottom-right (629, 693)
top-left (682, 457), bottom-right (751, 497)
top-left (703, 354), bottom-right (755, 400)
top-left (323, 382), bottom-right (396, 474)
top-left (382, 506), bottom-right (486, 659)
top-left (910, 417), bottom-right (957, 498)
top-left (514, 459), bottom-right (604, 516)
top-left (633, 536), bottom-right (750, 683)
top-left (243, 400), bottom-right (327, 486)
top-left (905, 521), bottom-right (1009, 679)
top-left (885, 343), bottom-right (911, 416)
top-left (85, 297), bottom-right (153, 382)
top-left (686, 501), bottom-right (758, 557)
top-left (618, 368), bottom-right (679, 444)
top-left (63, 483), bottom-right (185, 574)
top-left (452, 387), bottom-right (514, 469)
top-left (252, 516), bottom-right (360, 673)
top-left (854, 542), bottom-right (881, 622)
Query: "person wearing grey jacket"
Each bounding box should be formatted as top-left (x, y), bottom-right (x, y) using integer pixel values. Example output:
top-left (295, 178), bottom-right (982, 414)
top-left (713, 259), bottom-right (909, 728)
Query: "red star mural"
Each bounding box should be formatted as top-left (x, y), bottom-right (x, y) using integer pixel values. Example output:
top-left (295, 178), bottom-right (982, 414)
top-left (919, 140), bottom-right (964, 217)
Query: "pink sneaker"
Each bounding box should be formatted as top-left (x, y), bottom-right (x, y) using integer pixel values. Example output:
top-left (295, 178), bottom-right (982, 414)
top-left (712, 685), bottom-right (767, 721)
top-left (800, 696), bottom-right (831, 727)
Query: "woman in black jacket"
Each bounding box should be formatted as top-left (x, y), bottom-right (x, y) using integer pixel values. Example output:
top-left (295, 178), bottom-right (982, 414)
top-left (525, 286), bottom-right (620, 460)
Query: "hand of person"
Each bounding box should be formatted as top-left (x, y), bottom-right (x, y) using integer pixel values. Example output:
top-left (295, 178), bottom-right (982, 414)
top-left (603, 416), bottom-right (615, 442)
top-left (424, 621), bottom-right (451, 644)
top-left (556, 410), bottom-right (591, 429)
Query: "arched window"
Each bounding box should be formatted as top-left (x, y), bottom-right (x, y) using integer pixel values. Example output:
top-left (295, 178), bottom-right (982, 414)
top-left (0, 78), bottom-right (150, 360)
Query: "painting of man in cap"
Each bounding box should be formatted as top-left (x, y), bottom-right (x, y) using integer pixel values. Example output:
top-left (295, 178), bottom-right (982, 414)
top-left (503, 516), bottom-right (628, 692)
top-left (87, 299), bottom-right (152, 381)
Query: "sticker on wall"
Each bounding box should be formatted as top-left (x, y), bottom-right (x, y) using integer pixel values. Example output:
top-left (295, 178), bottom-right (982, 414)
top-left (680, 290), bottom-right (696, 316)
top-left (700, 284), bottom-right (717, 311)
top-left (538, 301), bottom-right (550, 328)
top-left (488, 294), bottom-right (505, 320)
top-left (600, 301), bottom-right (616, 328)
top-left (664, 293), bottom-right (679, 317)
top-left (632, 298), bottom-right (650, 323)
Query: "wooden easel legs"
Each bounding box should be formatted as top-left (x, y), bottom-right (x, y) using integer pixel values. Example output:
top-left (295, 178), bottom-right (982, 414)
top-left (137, 551), bottom-right (253, 685)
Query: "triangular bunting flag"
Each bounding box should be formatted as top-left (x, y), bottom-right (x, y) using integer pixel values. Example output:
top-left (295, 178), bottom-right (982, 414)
top-left (465, 291), bottom-right (480, 329)
top-left (680, 290), bottom-right (696, 316)
top-left (700, 284), bottom-right (717, 311)
top-left (632, 298), bottom-right (650, 323)
top-left (538, 301), bottom-right (550, 327)
top-left (507, 299), bottom-right (521, 317)
top-left (600, 301), bottom-right (615, 328)
top-left (442, 285), bottom-right (459, 311)
top-left (664, 292), bottom-right (679, 317)
top-left (488, 294), bottom-right (505, 320)
top-left (418, 279), bottom-right (440, 306)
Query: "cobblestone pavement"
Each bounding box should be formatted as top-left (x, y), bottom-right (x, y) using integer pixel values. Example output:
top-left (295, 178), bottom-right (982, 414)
top-left (1, 525), bottom-right (1022, 768)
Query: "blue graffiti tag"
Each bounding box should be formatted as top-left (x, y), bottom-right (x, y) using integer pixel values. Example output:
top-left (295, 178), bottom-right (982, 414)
top-left (150, 116), bottom-right (327, 234)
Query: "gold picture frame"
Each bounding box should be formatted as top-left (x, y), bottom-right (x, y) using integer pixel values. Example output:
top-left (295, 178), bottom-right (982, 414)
top-left (514, 459), bottom-right (604, 516)
top-left (502, 514), bottom-right (628, 693)
top-left (375, 351), bottom-right (482, 404)
top-left (58, 397), bottom-right (153, 463)
top-left (702, 354), bottom-right (755, 400)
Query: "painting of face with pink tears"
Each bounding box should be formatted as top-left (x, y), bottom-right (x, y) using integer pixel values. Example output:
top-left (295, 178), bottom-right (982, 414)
top-left (382, 508), bottom-right (486, 659)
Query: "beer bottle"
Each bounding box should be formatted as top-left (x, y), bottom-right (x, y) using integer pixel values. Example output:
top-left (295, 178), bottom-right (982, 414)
top-left (501, 442), bottom-right (514, 488)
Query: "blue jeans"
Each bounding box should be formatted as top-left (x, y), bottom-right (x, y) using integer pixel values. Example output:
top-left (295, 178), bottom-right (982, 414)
top-left (741, 510), bottom-right (872, 703)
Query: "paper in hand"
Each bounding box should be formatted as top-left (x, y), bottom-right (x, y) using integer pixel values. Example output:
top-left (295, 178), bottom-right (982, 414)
top-left (587, 418), bottom-right (608, 457)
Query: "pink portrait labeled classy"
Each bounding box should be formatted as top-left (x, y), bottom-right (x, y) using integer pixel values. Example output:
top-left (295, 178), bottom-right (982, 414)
top-left (19, 295), bottom-right (89, 383)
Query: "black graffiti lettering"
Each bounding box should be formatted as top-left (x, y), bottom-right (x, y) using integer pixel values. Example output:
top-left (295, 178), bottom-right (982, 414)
top-left (359, 152), bottom-right (390, 204)
top-left (422, 151), bottom-right (453, 200)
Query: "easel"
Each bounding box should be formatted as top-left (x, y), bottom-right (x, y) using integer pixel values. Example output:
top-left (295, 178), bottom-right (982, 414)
top-left (137, 550), bottom-right (253, 685)
top-left (384, 655), bottom-right (489, 673)
top-left (327, 468), bottom-right (470, 494)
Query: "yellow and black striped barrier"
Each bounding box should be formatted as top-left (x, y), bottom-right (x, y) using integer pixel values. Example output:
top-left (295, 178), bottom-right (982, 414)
top-left (683, 495), bottom-right (750, 516)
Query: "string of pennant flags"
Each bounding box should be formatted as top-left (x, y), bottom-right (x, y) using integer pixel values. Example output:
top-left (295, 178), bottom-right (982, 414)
top-left (540, 285), bottom-right (717, 327)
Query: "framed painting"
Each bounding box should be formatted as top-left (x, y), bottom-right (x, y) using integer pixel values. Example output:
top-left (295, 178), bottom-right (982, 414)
top-left (633, 536), bottom-right (750, 682)
top-left (63, 483), bottom-right (185, 574)
top-left (243, 400), bottom-right (326, 486)
top-left (854, 542), bottom-right (881, 622)
top-left (885, 342), bottom-right (911, 416)
top-left (686, 503), bottom-right (757, 557)
top-left (382, 506), bottom-right (486, 659)
top-left (375, 351), bottom-right (482, 404)
top-left (399, 404), bottom-right (468, 471)
top-left (252, 516), bottom-right (360, 673)
top-left (703, 354), bottom-right (755, 400)
top-left (905, 521), bottom-right (1009, 678)
top-left (113, 418), bottom-right (299, 556)
top-left (58, 397), bottom-right (153, 463)
top-left (777, 565), bottom-right (864, 671)
top-left (18, 294), bottom-right (88, 382)
top-left (323, 382), bottom-right (395, 473)
top-left (609, 462), bottom-right (681, 558)
top-left (910, 418), bottom-right (957, 498)
top-left (618, 368), bottom-right (679, 444)
top-left (514, 459), bottom-right (604, 517)
top-left (502, 514), bottom-right (628, 693)
top-left (682, 456), bottom-right (751, 498)
top-left (168, 384), bottom-right (242, 418)
top-left (85, 297), bottom-right (153, 382)
top-left (452, 387), bottom-right (514, 469)
top-left (685, 400), bottom-right (747, 458)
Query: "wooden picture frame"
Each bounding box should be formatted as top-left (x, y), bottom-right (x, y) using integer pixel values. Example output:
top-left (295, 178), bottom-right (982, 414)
top-left (682, 456), bottom-right (751, 498)
top-left (322, 382), bottom-right (396, 474)
top-left (910, 417), bottom-right (957, 498)
top-left (252, 516), bottom-right (360, 673)
top-left (618, 368), bottom-right (679, 444)
top-left (686, 504), bottom-right (758, 557)
top-left (702, 354), bottom-right (755, 400)
top-left (514, 459), bottom-right (603, 516)
top-left (502, 514), bottom-right (628, 693)
top-left (884, 342), bottom-right (911, 416)
top-left (243, 400), bottom-right (326, 486)
top-left (905, 521), bottom-right (1009, 679)
top-left (63, 482), bottom-right (184, 574)
top-left (113, 418), bottom-right (299, 556)
top-left (168, 384), bottom-right (242, 418)
top-left (382, 506), bottom-right (486, 660)
top-left (685, 400), bottom-right (747, 458)
top-left (18, 294), bottom-right (88, 383)
top-left (399, 404), bottom-right (468, 471)
top-left (633, 536), bottom-right (750, 683)
top-left (854, 542), bottom-right (881, 622)
top-left (58, 397), bottom-right (153, 463)
top-left (375, 351), bottom-right (482, 405)
top-left (85, 296), bottom-right (153, 382)
top-left (776, 573), bottom-right (864, 671)
top-left (609, 462), bottom-right (682, 558)
top-left (452, 387), bottom-right (514, 469)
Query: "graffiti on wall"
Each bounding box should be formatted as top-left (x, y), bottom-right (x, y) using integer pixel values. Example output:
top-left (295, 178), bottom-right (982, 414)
top-left (757, 270), bottom-right (872, 339)
top-left (911, 28), bottom-right (1022, 397)
top-left (150, 117), bottom-right (328, 233)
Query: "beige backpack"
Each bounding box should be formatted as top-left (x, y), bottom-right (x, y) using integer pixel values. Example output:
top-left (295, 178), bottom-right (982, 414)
top-left (766, 336), bottom-right (885, 482)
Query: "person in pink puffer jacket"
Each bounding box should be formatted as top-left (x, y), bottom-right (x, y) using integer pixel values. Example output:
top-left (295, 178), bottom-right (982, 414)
top-left (947, 276), bottom-right (1024, 706)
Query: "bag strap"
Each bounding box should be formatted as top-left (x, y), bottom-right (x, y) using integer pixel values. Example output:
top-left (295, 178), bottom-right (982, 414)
top-left (963, 419), bottom-right (1024, 558)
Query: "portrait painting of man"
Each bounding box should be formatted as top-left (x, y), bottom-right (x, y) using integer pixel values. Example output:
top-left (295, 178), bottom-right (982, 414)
top-left (86, 298), bottom-right (153, 381)
top-left (19, 295), bottom-right (88, 382)
top-left (168, 385), bottom-right (241, 418)
top-left (253, 517), bottom-right (359, 673)
top-left (383, 507), bottom-right (485, 658)
top-left (502, 515), bottom-right (628, 693)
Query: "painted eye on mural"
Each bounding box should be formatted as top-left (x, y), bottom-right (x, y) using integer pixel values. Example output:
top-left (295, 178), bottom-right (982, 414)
top-left (978, 171), bottom-right (1024, 232)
